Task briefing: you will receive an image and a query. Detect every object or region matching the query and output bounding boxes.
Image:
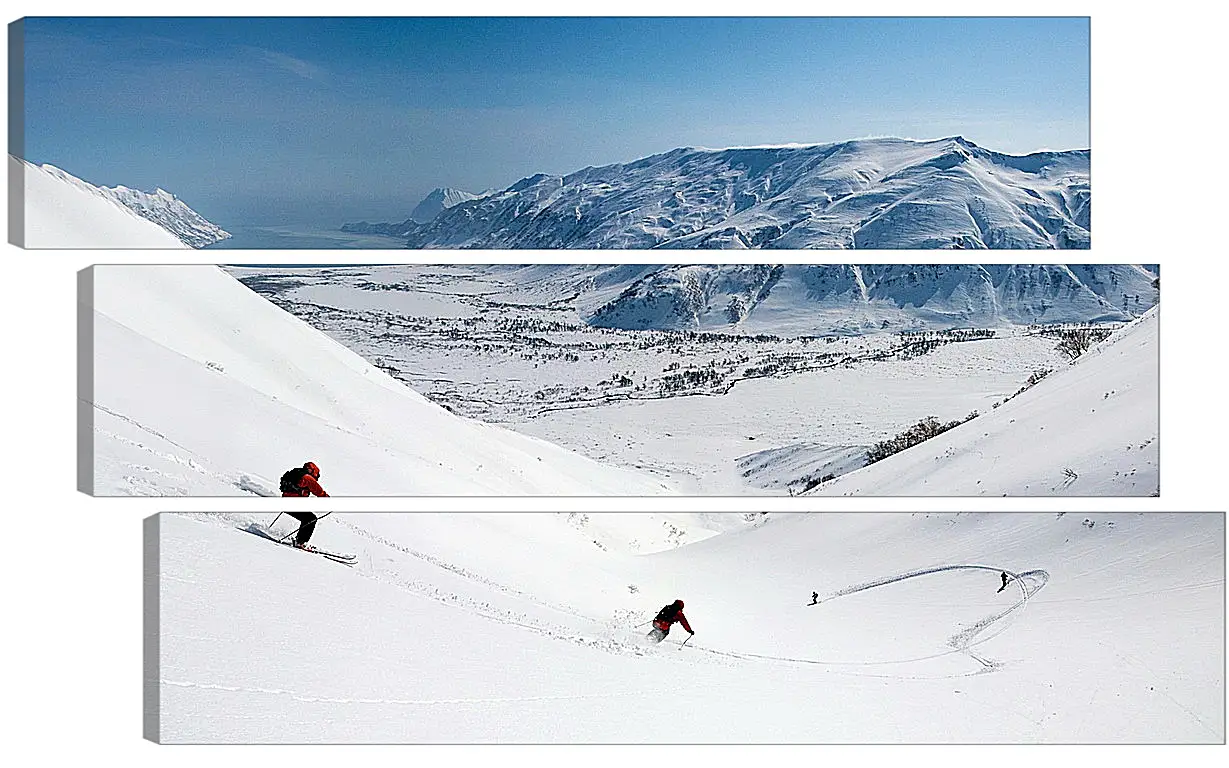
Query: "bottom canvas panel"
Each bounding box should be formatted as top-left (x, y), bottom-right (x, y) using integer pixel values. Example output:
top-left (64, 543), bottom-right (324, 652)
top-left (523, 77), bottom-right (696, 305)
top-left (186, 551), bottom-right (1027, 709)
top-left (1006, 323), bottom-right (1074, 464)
top-left (145, 511), bottom-right (1225, 743)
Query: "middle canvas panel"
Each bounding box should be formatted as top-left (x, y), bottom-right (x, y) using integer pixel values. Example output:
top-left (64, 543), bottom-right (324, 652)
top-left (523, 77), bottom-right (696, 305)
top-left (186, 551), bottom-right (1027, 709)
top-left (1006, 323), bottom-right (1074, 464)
top-left (81, 262), bottom-right (1158, 497)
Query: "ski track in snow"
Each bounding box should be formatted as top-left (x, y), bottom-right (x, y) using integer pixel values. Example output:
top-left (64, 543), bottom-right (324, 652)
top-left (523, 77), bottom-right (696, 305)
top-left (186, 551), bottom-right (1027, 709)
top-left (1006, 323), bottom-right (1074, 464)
top-left (94, 403), bottom-right (272, 496)
top-left (226, 514), bottom-right (1052, 680)
top-left (156, 513), bottom-right (1224, 742)
top-left (681, 564), bottom-right (1050, 678)
top-left (226, 516), bottom-right (662, 663)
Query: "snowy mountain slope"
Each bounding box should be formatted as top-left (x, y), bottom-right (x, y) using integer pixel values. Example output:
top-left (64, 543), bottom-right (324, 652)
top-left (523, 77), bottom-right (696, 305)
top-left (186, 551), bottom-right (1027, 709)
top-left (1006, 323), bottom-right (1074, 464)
top-left (86, 265), bottom-right (675, 495)
top-left (14, 156), bottom-right (229, 247)
top-left (343, 187), bottom-right (484, 235)
top-left (410, 187), bottom-right (481, 223)
top-left (155, 511), bottom-right (1223, 742)
top-left (811, 308), bottom-right (1159, 496)
top-left (100, 183), bottom-right (230, 247)
top-left (13, 156), bottom-right (188, 248)
top-left (348, 137), bottom-right (1091, 249)
top-left (586, 264), bottom-right (1156, 334)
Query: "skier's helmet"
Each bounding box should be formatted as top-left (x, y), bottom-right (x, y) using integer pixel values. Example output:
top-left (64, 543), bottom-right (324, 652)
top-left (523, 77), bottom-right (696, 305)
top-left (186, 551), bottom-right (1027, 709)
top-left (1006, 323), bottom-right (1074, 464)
top-left (304, 461), bottom-right (320, 479)
top-left (674, 599), bottom-right (684, 609)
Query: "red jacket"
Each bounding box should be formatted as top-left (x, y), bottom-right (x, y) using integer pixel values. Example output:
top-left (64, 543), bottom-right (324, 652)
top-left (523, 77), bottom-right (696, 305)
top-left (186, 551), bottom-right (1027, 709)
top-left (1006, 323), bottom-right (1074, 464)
top-left (282, 474), bottom-right (329, 497)
top-left (653, 611), bottom-right (692, 633)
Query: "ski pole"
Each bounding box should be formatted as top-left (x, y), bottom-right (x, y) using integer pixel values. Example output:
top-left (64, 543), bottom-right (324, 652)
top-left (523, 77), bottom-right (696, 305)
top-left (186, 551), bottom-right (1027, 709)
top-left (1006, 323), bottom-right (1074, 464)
top-left (679, 633), bottom-right (694, 648)
top-left (277, 511), bottom-right (333, 544)
top-left (270, 512), bottom-right (284, 529)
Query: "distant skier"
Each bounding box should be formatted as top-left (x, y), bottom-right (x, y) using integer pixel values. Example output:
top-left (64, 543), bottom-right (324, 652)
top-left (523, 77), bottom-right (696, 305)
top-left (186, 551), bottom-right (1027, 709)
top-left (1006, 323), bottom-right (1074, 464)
top-left (809, 591), bottom-right (819, 606)
top-left (279, 461), bottom-right (330, 548)
top-left (647, 599), bottom-right (693, 644)
top-left (997, 571), bottom-right (1011, 593)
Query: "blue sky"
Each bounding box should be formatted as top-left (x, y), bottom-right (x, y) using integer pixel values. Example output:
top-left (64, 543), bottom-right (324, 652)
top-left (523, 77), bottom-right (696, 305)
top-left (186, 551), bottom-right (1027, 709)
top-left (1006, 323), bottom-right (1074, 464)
top-left (18, 17), bottom-right (1090, 227)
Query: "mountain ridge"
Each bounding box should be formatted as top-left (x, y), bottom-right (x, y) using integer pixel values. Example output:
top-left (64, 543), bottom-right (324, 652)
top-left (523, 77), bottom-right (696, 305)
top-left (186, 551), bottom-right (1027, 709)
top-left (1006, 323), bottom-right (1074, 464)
top-left (344, 137), bottom-right (1091, 249)
top-left (19, 157), bottom-right (230, 248)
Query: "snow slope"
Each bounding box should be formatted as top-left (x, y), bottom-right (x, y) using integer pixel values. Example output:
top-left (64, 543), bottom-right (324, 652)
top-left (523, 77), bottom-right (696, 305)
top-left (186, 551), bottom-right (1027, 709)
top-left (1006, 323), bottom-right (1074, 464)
top-left (812, 308), bottom-right (1160, 496)
top-left (348, 137), bottom-right (1091, 249)
top-left (14, 156), bottom-right (229, 247)
top-left (155, 511), bottom-right (1224, 743)
top-left (86, 265), bottom-right (675, 495)
top-left (14, 156), bottom-right (188, 248)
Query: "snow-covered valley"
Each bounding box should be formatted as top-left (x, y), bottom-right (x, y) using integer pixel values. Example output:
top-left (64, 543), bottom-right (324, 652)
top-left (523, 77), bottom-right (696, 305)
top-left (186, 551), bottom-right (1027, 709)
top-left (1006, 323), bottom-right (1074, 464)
top-left (152, 511), bottom-right (1224, 743)
top-left (223, 264), bottom-right (1158, 496)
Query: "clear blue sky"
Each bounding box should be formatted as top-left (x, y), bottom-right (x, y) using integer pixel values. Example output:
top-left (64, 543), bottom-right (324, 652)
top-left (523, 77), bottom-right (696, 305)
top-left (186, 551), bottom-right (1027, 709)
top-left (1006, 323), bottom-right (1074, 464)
top-left (18, 17), bottom-right (1089, 227)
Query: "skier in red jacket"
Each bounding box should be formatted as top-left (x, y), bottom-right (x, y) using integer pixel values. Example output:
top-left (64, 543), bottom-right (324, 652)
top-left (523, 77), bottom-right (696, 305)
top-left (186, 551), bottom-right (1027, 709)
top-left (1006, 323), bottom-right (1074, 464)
top-left (647, 599), bottom-right (693, 644)
top-left (279, 461), bottom-right (329, 548)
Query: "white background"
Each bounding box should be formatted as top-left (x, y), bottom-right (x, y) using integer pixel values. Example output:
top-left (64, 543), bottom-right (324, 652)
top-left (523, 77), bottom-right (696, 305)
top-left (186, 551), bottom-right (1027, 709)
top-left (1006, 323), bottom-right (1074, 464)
top-left (3, 0), bottom-right (1224, 764)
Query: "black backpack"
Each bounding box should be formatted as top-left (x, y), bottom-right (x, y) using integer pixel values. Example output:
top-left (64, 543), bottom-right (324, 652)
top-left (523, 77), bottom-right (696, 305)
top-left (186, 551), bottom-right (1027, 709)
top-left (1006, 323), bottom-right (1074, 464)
top-left (279, 467), bottom-right (309, 495)
top-left (655, 603), bottom-right (680, 623)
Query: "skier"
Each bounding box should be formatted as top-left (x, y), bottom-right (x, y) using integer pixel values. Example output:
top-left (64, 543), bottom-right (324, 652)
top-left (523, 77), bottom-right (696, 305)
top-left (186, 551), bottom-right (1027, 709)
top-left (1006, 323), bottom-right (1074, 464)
top-left (647, 599), bottom-right (693, 644)
top-left (809, 591), bottom-right (819, 606)
top-left (997, 571), bottom-right (1011, 593)
top-left (279, 461), bottom-right (330, 548)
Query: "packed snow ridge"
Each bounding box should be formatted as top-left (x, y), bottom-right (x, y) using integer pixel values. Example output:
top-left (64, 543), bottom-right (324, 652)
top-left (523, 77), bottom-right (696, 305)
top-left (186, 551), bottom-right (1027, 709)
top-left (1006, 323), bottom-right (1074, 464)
top-left (12, 155), bottom-right (229, 248)
top-left (343, 137), bottom-right (1091, 249)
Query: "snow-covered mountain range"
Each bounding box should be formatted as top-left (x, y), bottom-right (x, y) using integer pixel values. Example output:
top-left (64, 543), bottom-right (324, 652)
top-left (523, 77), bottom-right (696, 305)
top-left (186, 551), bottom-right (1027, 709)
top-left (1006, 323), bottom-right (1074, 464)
top-left (12, 156), bottom-right (229, 248)
top-left (342, 186), bottom-right (486, 234)
top-left (409, 186), bottom-right (481, 223)
top-left (344, 137), bottom-right (1091, 249)
top-left (584, 264), bottom-right (1155, 333)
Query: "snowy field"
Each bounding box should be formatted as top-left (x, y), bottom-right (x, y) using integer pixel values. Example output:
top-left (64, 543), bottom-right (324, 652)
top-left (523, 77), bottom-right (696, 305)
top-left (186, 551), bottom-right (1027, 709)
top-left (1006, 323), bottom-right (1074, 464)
top-left (153, 512), bottom-right (1224, 743)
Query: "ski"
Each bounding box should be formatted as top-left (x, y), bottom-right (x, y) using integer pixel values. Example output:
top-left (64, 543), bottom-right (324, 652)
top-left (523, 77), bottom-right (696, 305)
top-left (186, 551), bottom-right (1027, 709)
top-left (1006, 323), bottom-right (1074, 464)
top-left (293, 544), bottom-right (357, 564)
top-left (242, 524), bottom-right (356, 565)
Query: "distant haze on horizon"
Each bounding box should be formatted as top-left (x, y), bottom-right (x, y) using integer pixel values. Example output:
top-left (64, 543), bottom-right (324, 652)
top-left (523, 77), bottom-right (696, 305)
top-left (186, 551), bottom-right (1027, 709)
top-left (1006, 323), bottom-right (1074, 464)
top-left (17, 16), bottom-right (1089, 228)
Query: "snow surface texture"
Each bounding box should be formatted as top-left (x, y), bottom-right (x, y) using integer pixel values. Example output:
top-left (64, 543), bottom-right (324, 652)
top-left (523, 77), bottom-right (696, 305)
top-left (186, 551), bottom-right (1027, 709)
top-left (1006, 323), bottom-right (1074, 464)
top-left (155, 512), bottom-right (1224, 743)
top-left (13, 155), bottom-right (229, 248)
top-left (87, 265), bottom-right (674, 495)
top-left (343, 137), bottom-right (1091, 249)
top-left (229, 264), bottom-right (1158, 495)
top-left (811, 309), bottom-right (1159, 496)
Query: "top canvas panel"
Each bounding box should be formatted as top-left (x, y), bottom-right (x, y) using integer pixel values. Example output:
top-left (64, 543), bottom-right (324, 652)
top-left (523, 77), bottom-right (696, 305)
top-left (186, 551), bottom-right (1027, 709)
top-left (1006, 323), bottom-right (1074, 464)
top-left (10, 17), bottom-right (1090, 249)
